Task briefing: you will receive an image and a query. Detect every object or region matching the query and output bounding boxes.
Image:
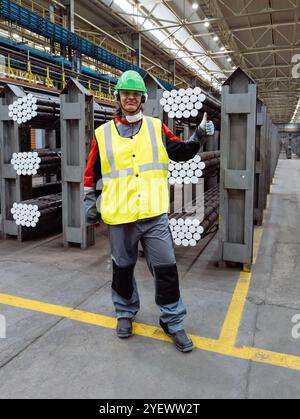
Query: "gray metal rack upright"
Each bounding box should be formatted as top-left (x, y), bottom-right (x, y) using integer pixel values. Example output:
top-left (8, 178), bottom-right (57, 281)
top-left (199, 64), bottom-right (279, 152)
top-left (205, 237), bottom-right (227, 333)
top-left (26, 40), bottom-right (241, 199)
top-left (60, 78), bottom-right (95, 249)
top-left (254, 100), bottom-right (267, 226)
top-left (0, 84), bottom-right (32, 240)
top-left (219, 68), bottom-right (257, 271)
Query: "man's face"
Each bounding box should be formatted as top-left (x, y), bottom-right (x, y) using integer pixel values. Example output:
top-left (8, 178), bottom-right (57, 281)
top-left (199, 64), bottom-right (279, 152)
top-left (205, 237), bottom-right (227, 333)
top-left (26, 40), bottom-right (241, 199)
top-left (119, 90), bottom-right (143, 114)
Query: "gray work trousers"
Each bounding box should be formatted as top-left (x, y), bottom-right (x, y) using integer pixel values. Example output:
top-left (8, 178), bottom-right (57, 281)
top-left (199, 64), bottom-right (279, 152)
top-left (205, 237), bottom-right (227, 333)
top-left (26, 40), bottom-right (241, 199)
top-left (107, 213), bottom-right (187, 334)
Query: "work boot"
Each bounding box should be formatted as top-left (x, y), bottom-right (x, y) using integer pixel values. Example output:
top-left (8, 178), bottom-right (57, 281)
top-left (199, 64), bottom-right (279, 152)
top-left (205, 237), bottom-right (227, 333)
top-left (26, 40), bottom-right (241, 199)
top-left (160, 320), bottom-right (193, 353)
top-left (116, 318), bottom-right (133, 339)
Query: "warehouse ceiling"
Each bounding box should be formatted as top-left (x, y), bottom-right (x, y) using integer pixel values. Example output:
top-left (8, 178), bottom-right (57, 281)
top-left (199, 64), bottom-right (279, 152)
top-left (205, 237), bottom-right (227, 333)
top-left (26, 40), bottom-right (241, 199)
top-left (2, 0), bottom-right (300, 123)
top-left (79, 0), bottom-right (300, 124)
top-left (199, 0), bottom-right (300, 123)
top-left (102, 0), bottom-right (300, 123)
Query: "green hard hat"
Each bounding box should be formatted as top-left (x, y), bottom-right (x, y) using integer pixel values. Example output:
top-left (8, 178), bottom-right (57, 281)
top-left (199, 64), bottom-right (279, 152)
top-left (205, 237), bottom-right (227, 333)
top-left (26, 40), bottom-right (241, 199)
top-left (115, 70), bottom-right (147, 93)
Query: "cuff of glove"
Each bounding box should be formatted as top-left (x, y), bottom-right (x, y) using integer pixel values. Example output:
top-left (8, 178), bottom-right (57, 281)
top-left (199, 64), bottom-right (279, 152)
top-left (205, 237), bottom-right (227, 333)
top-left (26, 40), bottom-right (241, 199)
top-left (194, 126), bottom-right (206, 141)
top-left (86, 215), bottom-right (101, 226)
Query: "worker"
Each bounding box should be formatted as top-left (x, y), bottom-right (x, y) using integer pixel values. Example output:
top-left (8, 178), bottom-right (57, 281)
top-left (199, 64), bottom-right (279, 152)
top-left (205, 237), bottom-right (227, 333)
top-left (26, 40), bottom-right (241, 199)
top-left (84, 70), bottom-right (215, 353)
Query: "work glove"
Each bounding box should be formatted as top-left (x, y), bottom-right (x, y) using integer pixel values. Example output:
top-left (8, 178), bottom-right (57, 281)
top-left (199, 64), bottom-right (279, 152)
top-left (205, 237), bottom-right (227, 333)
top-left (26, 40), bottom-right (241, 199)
top-left (188, 112), bottom-right (215, 144)
top-left (84, 187), bottom-right (101, 226)
top-left (199, 112), bottom-right (215, 136)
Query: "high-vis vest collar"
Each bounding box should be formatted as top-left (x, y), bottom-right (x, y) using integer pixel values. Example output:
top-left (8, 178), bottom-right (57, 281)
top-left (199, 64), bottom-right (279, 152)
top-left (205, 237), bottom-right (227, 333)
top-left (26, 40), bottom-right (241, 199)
top-left (95, 116), bottom-right (170, 225)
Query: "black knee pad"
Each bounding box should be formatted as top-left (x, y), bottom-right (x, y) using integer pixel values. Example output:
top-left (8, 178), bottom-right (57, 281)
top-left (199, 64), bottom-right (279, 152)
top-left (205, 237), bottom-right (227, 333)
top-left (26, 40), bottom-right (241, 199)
top-left (154, 264), bottom-right (180, 306)
top-left (112, 260), bottom-right (135, 301)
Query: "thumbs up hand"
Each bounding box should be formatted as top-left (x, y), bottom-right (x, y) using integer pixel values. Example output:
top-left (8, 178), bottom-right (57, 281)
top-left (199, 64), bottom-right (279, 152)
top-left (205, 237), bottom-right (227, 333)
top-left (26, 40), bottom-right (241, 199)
top-left (200, 112), bottom-right (215, 136)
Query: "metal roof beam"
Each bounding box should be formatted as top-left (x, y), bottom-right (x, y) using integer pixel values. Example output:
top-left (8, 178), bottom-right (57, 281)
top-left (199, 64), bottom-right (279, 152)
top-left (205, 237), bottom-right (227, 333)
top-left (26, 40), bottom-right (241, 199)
top-left (138, 5), bottom-right (300, 33)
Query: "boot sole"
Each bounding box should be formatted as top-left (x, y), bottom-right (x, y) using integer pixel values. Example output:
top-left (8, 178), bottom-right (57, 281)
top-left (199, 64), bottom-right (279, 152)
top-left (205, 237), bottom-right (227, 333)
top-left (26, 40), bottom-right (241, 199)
top-left (117, 333), bottom-right (132, 339)
top-left (175, 342), bottom-right (194, 353)
top-left (117, 330), bottom-right (132, 339)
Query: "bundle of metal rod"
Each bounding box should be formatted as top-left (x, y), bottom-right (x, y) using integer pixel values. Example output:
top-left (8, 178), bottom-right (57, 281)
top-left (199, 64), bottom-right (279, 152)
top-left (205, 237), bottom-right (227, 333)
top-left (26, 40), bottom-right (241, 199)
top-left (203, 197), bottom-right (220, 217)
top-left (201, 209), bottom-right (219, 236)
top-left (201, 158), bottom-right (220, 169)
top-left (10, 194), bottom-right (62, 228)
top-left (202, 163), bottom-right (220, 178)
top-left (161, 87), bottom-right (206, 119)
top-left (160, 87), bottom-right (221, 121)
top-left (8, 93), bottom-right (115, 125)
top-left (94, 114), bottom-right (114, 125)
top-left (37, 163), bottom-right (61, 175)
top-left (168, 155), bottom-right (205, 185)
top-left (32, 181), bottom-right (62, 198)
top-left (202, 158), bottom-right (220, 177)
top-left (203, 93), bottom-right (221, 112)
top-left (169, 185), bottom-right (219, 222)
top-left (11, 151), bottom-right (61, 176)
top-left (168, 186), bottom-right (219, 247)
top-left (177, 185), bottom-right (220, 216)
top-left (169, 217), bottom-right (204, 247)
top-left (200, 104), bottom-right (221, 120)
top-left (169, 200), bottom-right (219, 247)
top-left (8, 93), bottom-right (60, 125)
top-left (94, 104), bottom-right (115, 124)
top-left (184, 195), bottom-right (220, 224)
top-left (200, 151), bottom-right (220, 161)
top-left (32, 149), bottom-right (61, 157)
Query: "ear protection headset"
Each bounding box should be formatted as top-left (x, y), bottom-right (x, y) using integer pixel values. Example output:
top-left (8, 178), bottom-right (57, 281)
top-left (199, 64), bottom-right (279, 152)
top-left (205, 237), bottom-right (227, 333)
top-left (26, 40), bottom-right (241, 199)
top-left (114, 91), bottom-right (148, 103)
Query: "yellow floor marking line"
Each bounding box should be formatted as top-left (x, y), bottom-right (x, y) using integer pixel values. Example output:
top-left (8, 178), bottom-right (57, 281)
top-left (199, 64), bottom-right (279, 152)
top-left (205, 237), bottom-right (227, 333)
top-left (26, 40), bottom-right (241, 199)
top-left (218, 226), bottom-right (263, 346)
top-left (191, 337), bottom-right (300, 372)
top-left (0, 292), bottom-right (300, 372)
top-left (218, 271), bottom-right (252, 346)
top-left (0, 293), bottom-right (116, 331)
top-left (0, 293), bottom-right (169, 343)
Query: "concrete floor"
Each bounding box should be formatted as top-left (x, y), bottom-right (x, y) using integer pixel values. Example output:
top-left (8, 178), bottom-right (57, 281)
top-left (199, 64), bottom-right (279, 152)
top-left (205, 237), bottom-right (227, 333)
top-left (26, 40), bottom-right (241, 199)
top-left (0, 153), bottom-right (300, 399)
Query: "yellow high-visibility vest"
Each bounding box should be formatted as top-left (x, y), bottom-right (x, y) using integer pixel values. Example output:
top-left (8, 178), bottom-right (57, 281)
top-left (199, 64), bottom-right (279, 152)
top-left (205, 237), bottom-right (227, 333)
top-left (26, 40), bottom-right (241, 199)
top-left (95, 116), bottom-right (170, 225)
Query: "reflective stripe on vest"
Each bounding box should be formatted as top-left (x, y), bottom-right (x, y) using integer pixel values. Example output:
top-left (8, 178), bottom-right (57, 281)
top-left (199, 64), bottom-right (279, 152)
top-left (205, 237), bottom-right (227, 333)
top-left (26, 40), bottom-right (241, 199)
top-left (139, 163), bottom-right (169, 173)
top-left (102, 168), bottom-right (134, 182)
top-left (102, 117), bottom-right (165, 180)
top-left (145, 116), bottom-right (159, 164)
top-left (95, 116), bottom-right (170, 225)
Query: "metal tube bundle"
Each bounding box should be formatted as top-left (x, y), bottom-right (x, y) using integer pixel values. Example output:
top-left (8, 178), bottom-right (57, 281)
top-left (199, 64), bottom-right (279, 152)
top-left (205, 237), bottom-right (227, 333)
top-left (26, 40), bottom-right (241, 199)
top-left (199, 152), bottom-right (220, 178)
top-left (32, 181), bottom-right (62, 198)
top-left (168, 154), bottom-right (206, 185)
top-left (202, 93), bottom-right (221, 112)
top-left (200, 151), bottom-right (220, 161)
top-left (94, 102), bottom-right (115, 124)
top-left (168, 152), bottom-right (221, 186)
top-left (202, 162), bottom-right (220, 178)
top-left (11, 151), bottom-right (61, 176)
top-left (8, 93), bottom-right (60, 125)
top-left (168, 185), bottom-right (219, 247)
top-left (160, 87), bottom-right (221, 121)
top-left (161, 87), bottom-right (206, 120)
top-left (175, 184), bottom-right (220, 216)
top-left (10, 194), bottom-right (62, 228)
top-left (169, 217), bottom-right (204, 247)
top-left (8, 93), bottom-right (115, 125)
